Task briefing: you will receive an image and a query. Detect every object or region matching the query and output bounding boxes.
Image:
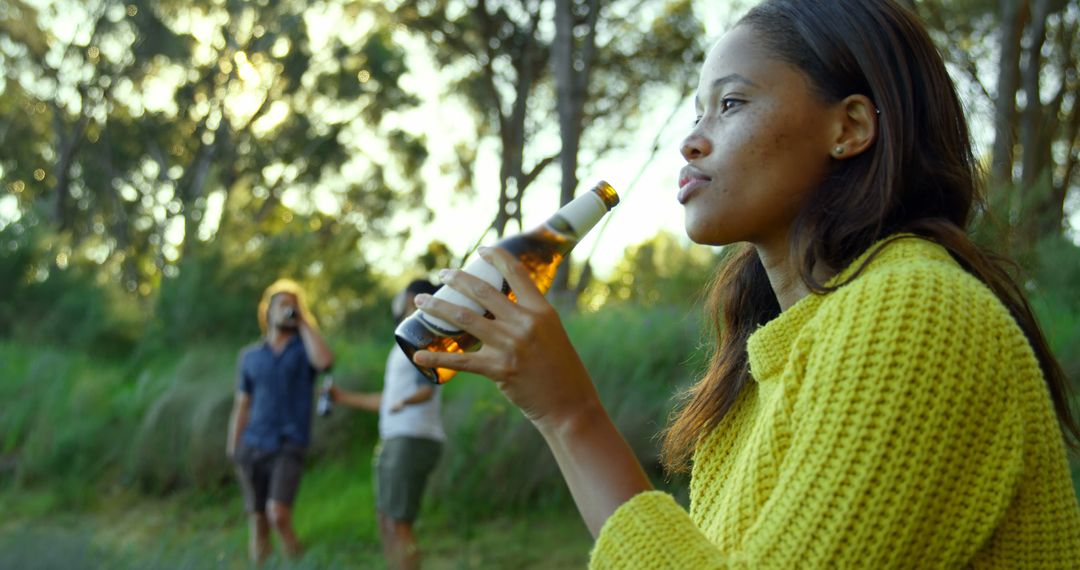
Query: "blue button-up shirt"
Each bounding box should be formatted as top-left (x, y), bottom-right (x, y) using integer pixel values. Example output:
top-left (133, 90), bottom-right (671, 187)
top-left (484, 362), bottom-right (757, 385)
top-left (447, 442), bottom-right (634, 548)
top-left (237, 335), bottom-right (319, 452)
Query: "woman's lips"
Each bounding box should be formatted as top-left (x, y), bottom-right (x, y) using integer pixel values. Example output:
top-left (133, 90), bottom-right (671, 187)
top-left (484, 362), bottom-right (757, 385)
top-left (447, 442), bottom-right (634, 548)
top-left (678, 175), bottom-right (711, 204)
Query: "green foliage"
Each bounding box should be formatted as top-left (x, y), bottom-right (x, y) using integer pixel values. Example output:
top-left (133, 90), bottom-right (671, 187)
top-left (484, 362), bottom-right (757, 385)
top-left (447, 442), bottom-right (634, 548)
top-left (291, 439), bottom-right (379, 551)
top-left (147, 213), bottom-right (391, 348)
top-left (0, 0), bottom-right (429, 312)
top-left (0, 301), bottom-right (702, 512)
top-left (1028, 234), bottom-right (1080, 389)
top-left (147, 245), bottom-right (264, 346)
top-left (0, 344), bottom-right (136, 508)
top-left (583, 230), bottom-right (720, 311)
top-left (128, 347), bottom-right (234, 493)
top-left (0, 225), bottom-right (141, 353)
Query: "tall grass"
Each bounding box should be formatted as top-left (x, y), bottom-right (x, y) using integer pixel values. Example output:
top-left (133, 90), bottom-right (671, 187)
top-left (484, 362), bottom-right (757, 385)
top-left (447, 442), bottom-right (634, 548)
top-left (0, 304), bottom-right (703, 521)
top-left (0, 344), bottom-right (136, 508)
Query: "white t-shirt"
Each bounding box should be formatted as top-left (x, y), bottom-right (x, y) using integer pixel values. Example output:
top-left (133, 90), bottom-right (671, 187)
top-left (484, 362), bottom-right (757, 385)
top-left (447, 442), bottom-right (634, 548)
top-left (378, 347), bottom-right (446, 442)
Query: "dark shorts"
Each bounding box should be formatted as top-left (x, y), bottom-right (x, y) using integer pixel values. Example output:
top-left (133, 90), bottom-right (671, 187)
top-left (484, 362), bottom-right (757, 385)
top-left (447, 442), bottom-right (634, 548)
top-left (375, 437), bottom-right (442, 523)
top-left (234, 442), bottom-right (306, 513)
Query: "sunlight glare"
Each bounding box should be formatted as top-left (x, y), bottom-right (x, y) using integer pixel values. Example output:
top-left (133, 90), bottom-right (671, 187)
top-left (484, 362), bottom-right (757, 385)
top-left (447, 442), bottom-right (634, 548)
top-left (0, 194), bottom-right (19, 230)
top-left (252, 101), bottom-right (291, 135)
top-left (198, 191), bottom-right (226, 241)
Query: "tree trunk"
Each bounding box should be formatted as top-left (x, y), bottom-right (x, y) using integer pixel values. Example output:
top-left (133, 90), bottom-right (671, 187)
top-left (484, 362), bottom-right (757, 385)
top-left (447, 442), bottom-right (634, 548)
top-left (51, 109), bottom-right (89, 233)
top-left (1048, 100), bottom-right (1079, 237)
top-left (1020, 0), bottom-right (1070, 240)
top-left (180, 120), bottom-right (228, 257)
top-left (1019, 0), bottom-right (1049, 188)
top-left (551, 0), bottom-right (579, 299)
top-left (990, 0), bottom-right (1027, 188)
top-left (550, 0), bottom-right (600, 306)
top-left (491, 5), bottom-right (545, 238)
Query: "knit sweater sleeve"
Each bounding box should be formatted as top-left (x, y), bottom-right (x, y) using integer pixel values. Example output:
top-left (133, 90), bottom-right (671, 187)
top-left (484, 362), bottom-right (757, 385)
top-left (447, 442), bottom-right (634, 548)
top-left (590, 261), bottom-right (1027, 568)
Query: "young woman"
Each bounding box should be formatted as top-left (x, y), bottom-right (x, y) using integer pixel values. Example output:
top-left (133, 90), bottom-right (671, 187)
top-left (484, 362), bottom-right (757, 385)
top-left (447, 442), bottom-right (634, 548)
top-left (411, 0), bottom-right (1080, 567)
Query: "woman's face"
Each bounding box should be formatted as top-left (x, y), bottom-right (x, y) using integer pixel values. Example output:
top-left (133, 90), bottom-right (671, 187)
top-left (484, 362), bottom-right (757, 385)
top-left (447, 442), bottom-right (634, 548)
top-left (678, 25), bottom-right (837, 248)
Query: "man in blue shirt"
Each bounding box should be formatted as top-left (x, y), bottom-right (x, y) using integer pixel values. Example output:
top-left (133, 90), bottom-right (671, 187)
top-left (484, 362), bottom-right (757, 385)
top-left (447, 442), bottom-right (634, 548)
top-left (226, 279), bottom-right (334, 564)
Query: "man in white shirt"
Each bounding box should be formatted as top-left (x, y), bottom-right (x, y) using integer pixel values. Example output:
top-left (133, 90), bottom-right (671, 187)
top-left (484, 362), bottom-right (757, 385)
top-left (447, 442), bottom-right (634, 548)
top-left (328, 279), bottom-right (444, 570)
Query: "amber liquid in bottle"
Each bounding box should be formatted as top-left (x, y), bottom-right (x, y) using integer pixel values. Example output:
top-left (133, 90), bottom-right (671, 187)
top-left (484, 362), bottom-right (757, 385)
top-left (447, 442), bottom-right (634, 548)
top-left (395, 181), bottom-right (619, 384)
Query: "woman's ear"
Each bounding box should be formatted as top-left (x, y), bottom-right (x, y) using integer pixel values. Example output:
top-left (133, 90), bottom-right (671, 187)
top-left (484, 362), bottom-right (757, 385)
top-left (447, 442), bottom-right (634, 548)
top-left (828, 94), bottom-right (878, 160)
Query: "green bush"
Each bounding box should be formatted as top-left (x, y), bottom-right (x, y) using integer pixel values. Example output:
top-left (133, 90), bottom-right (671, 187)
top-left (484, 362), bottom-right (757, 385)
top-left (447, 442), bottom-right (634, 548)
top-left (129, 374), bottom-right (232, 493)
top-left (0, 345), bottom-right (136, 507)
top-left (1029, 235), bottom-right (1080, 380)
top-left (0, 304), bottom-right (700, 517)
top-left (0, 225), bottom-right (141, 355)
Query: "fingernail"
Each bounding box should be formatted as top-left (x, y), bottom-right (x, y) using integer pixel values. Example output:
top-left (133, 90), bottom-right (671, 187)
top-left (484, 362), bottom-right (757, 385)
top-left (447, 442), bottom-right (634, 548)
top-left (477, 246), bottom-right (490, 257)
top-left (413, 352), bottom-right (429, 365)
top-left (438, 268), bottom-right (451, 280)
top-left (414, 294), bottom-right (430, 307)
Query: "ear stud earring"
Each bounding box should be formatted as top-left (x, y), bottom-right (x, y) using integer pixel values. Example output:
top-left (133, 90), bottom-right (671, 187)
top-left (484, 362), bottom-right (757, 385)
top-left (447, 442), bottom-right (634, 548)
top-left (834, 146), bottom-right (845, 156)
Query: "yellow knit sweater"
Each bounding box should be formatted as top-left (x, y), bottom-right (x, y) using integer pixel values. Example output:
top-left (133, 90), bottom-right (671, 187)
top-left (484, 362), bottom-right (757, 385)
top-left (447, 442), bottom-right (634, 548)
top-left (591, 236), bottom-right (1080, 568)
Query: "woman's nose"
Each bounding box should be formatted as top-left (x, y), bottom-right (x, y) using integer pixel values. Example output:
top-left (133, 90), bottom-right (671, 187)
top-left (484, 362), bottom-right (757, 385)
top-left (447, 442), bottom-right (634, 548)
top-left (680, 132), bottom-right (712, 161)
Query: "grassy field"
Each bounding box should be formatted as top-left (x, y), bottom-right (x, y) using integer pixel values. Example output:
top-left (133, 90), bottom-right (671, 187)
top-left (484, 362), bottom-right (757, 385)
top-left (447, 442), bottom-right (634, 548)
top-left (1, 291), bottom-right (1077, 568)
top-left (0, 305), bottom-right (699, 568)
top-left (0, 490), bottom-right (594, 569)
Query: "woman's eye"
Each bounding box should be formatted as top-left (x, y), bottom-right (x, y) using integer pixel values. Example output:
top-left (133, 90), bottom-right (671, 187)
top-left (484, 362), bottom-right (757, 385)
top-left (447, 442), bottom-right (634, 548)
top-left (720, 98), bottom-right (743, 113)
top-left (692, 98), bottom-right (743, 126)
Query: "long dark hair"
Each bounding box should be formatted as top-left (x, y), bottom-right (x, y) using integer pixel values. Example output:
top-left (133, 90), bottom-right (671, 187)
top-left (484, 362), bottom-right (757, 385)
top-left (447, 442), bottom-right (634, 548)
top-left (661, 0), bottom-right (1079, 471)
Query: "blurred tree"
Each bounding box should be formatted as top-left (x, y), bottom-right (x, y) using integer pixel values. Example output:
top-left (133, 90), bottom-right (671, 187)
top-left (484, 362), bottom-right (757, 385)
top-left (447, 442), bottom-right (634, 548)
top-left (583, 230), bottom-right (719, 311)
top-left (912, 0), bottom-right (1079, 252)
top-left (418, 239), bottom-right (456, 273)
top-left (549, 0), bottom-right (703, 306)
top-left (388, 0), bottom-right (556, 239)
top-left (386, 1), bottom-right (703, 255)
top-left (0, 0), bottom-right (428, 344)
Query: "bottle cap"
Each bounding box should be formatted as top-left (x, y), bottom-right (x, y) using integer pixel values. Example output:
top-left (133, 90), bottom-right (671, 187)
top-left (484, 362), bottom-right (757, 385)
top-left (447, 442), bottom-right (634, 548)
top-left (591, 181), bottom-right (620, 210)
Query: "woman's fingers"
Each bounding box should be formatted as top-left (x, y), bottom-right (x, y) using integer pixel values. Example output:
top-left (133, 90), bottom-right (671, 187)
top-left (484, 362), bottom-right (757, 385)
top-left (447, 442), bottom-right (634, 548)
top-left (438, 267), bottom-right (519, 322)
top-left (478, 247), bottom-right (548, 310)
top-left (413, 293), bottom-right (508, 347)
top-left (413, 349), bottom-right (505, 378)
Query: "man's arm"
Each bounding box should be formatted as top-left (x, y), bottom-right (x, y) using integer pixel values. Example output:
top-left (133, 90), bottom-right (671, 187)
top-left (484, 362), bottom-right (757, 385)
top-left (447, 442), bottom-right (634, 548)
top-left (297, 318), bottom-right (334, 372)
top-left (227, 391), bottom-right (251, 459)
top-left (329, 386), bottom-right (382, 413)
top-left (388, 385), bottom-right (434, 412)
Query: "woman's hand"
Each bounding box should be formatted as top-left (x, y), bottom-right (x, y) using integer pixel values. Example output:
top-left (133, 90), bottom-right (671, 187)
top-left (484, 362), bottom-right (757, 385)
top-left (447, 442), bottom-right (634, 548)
top-left (412, 247), bottom-right (602, 433)
top-left (415, 247), bottom-right (653, 536)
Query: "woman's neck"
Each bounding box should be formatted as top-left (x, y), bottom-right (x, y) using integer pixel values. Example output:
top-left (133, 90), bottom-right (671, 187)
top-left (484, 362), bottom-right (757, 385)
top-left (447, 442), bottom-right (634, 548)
top-left (754, 237), bottom-right (829, 312)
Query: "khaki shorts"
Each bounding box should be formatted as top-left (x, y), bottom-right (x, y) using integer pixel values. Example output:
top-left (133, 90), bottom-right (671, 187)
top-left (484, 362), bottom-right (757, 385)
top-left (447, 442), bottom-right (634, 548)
top-left (234, 442), bottom-right (305, 513)
top-left (374, 437), bottom-right (442, 523)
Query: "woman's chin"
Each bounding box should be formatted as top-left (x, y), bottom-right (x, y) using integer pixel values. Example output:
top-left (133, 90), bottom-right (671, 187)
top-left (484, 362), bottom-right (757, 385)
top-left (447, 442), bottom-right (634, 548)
top-left (684, 217), bottom-right (732, 247)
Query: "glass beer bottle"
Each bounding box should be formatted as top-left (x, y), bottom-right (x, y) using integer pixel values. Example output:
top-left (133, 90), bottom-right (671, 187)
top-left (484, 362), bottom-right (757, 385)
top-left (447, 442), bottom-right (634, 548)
top-left (395, 181), bottom-right (620, 384)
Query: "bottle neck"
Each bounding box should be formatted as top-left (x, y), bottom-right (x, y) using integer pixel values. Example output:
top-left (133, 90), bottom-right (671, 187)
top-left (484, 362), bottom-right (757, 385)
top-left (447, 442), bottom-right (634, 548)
top-left (545, 190), bottom-right (609, 241)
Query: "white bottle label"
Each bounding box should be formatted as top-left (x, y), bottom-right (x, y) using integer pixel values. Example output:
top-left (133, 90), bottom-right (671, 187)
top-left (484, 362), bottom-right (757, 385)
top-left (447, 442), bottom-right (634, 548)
top-left (555, 191), bottom-right (607, 239)
top-left (416, 256), bottom-right (504, 336)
